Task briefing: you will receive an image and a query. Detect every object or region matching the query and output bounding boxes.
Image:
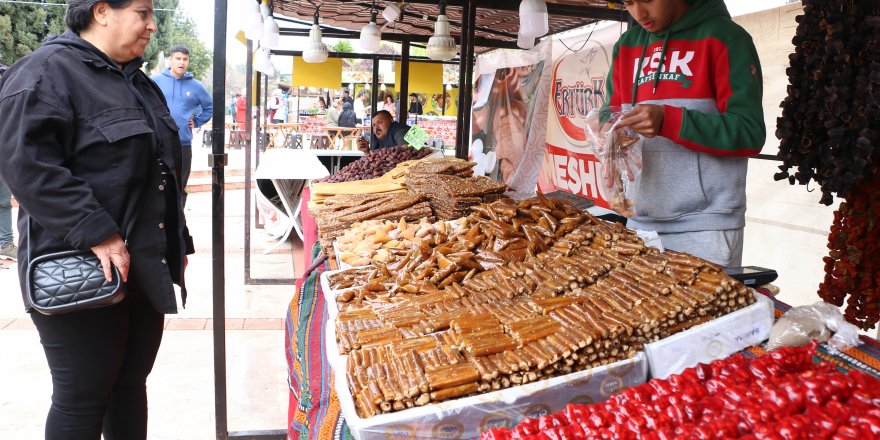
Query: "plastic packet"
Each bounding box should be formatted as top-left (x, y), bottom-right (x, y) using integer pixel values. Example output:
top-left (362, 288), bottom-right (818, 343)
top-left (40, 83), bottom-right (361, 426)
top-left (585, 106), bottom-right (643, 217)
top-left (766, 301), bottom-right (862, 352)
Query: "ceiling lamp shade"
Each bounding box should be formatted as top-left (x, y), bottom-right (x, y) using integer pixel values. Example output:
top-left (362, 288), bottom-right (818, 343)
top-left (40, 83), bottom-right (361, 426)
top-left (382, 2), bottom-right (401, 23)
top-left (244, 1), bottom-right (264, 40)
top-left (359, 11), bottom-right (382, 52)
top-left (427, 1), bottom-right (457, 61)
top-left (303, 16), bottom-right (329, 63)
top-left (519, 0), bottom-right (549, 38)
top-left (262, 16), bottom-right (280, 48)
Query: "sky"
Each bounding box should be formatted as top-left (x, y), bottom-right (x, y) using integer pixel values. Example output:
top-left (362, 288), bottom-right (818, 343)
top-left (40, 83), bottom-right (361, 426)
top-left (180, 0), bottom-right (794, 69)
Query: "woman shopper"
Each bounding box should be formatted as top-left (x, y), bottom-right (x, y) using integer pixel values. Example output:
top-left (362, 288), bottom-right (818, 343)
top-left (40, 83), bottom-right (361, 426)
top-left (0, 1), bottom-right (194, 439)
top-left (383, 94), bottom-right (397, 119)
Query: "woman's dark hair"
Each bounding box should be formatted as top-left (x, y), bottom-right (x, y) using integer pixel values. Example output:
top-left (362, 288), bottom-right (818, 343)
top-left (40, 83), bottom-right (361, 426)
top-left (385, 94), bottom-right (394, 103)
top-left (65, 0), bottom-right (133, 33)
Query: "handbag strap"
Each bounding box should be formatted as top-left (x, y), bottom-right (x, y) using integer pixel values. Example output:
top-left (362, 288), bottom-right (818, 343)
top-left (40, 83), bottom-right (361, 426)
top-left (26, 68), bottom-right (161, 266)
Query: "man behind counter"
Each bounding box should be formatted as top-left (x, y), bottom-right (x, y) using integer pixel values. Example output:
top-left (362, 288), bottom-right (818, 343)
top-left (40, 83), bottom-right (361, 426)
top-left (606, 0), bottom-right (765, 267)
top-left (357, 110), bottom-right (411, 154)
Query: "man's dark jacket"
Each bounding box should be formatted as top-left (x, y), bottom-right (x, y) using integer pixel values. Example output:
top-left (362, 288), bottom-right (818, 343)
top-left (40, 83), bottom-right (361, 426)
top-left (0, 31), bottom-right (194, 314)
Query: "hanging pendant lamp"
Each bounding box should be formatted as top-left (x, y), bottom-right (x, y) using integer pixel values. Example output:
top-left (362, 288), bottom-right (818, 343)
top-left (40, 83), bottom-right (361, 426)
top-left (519, 0), bottom-right (549, 38)
top-left (359, 3), bottom-right (382, 53)
top-left (303, 11), bottom-right (329, 63)
top-left (427, 0), bottom-right (457, 61)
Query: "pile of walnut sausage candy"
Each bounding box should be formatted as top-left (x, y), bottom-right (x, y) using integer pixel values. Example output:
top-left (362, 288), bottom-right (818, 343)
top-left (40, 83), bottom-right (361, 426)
top-left (317, 195), bottom-right (754, 418)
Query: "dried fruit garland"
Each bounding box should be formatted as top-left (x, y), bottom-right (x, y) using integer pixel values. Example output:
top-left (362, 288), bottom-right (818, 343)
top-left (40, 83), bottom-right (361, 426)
top-left (776, 0), bottom-right (880, 329)
top-left (819, 172), bottom-right (880, 330)
top-left (775, 0), bottom-right (880, 205)
top-left (481, 342), bottom-right (880, 439)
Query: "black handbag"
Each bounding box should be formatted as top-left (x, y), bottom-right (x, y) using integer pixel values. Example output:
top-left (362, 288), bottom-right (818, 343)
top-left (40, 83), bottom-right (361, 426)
top-left (25, 192), bottom-right (143, 315)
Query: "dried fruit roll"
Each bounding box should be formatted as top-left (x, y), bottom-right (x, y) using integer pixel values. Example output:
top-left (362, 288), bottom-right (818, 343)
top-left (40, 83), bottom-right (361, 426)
top-left (426, 364), bottom-right (481, 391)
top-left (429, 382), bottom-right (480, 402)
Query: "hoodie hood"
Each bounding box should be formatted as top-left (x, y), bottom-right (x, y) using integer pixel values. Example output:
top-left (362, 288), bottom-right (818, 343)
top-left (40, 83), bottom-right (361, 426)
top-left (662, 0), bottom-right (731, 36)
top-left (160, 67), bottom-right (195, 80)
top-left (342, 102), bottom-right (353, 111)
top-left (43, 30), bottom-right (145, 75)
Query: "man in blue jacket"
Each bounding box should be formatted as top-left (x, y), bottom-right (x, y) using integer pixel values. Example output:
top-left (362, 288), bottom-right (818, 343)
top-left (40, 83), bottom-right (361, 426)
top-left (151, 45), bottom-right (212, 205)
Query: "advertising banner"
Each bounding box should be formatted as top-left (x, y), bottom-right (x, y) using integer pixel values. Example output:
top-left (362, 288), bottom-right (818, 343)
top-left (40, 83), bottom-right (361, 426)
top-left (537, 24), bottom-right (624, 208)
top-left (470, 40), bottom-right (553, 198)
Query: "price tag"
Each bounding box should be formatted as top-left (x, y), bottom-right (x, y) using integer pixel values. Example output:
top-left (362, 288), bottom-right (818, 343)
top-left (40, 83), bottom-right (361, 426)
top-left (404, 125), bottom-right (430, 150)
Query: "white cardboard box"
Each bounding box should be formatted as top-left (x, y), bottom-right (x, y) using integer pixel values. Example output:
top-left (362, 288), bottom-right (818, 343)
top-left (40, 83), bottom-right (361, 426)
top-left (644, 292), bottom-right (775, 379)
top-left (334, 352), bottom-right (647, 440)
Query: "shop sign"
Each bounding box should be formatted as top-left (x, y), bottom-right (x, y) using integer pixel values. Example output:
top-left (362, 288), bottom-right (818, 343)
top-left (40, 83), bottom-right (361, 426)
top-left (538, 25), bottom-right (623, 208)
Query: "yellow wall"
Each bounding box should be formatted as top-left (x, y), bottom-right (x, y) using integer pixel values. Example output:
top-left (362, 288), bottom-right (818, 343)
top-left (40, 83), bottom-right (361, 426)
top-left (292, 57), bottom-right (343, 89)
top-left (394, 62), bottom-right (443, 96)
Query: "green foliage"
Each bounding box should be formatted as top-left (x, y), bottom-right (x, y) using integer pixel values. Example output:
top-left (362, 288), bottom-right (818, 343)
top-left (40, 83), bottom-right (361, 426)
top-left (0, 2), bottom-right (65, 66)
top-left (330, 40), bottom-right (354, 54)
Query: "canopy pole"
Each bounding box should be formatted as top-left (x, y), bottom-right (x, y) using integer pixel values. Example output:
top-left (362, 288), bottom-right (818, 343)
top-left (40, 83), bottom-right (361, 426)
top-left (210, 0), bottom-right (230, 439)
top-left (455, 0), bottom-right (476, 159)
top-left (371, 58), bottom-right (380, 118)
top-left (399, 40), bottom-right (410, 122)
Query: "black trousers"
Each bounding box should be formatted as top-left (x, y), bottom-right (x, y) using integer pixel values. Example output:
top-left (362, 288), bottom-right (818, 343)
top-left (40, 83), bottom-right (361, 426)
top-left (180, 145), bottom-right (192, 207)
top-left (30, 294), bottom-right (165, 440)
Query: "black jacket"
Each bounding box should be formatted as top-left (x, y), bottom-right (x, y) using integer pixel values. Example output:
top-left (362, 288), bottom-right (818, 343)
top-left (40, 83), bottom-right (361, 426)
top-left (0, 31), bottom-right (194, 314)
top-left (338, 102), bottom-right (358, 128)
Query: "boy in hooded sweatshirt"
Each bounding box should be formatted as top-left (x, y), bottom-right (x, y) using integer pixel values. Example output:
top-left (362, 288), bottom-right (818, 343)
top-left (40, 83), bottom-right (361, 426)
top-left (151, 44), bottom-right (213, 205)
top-left (607, 0), bottom-right (766, 267)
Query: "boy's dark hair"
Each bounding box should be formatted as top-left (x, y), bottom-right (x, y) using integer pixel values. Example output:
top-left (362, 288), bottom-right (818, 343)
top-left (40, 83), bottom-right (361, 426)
top-left (169, 45), bottom-right (190, 56)
top-left (65, 0), bottom-right (133, 33)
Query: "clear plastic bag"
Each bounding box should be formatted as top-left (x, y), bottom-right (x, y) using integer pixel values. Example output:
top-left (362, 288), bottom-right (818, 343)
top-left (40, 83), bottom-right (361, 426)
top-left (585, 106), bottom-right (643, 217)
top-left (766, 301), bottom-right (862, 352)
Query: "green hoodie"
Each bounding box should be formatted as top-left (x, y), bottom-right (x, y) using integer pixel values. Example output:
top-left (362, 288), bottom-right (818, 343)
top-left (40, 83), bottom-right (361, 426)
top-left (605, 0), bottom-right (765, 233)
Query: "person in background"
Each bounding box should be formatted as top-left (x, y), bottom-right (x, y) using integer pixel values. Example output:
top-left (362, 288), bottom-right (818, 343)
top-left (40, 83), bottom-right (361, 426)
top-left (151, 44), bottom-right (212, 206)
top-left (338, 102), bottom-right (358, 128)
top-left (356, 110), bottom-right (410, 154)
top-left (353, 91), bottom-right (367, 120)
top-left (383, 94), bottom-right (396, 120)
top-left (0, 63), bottom-right (14, 262)
top-left (607, 0), bottom-right (765, 267)
top-left (267, 87), bottom-right (284, 124)
top-left (326, 99), bottom-right (342, 126)
top-left (316, 96), bottom-right (327, 113)
top-left (408, 93), bottom-right (423, 116)
top-left (0, 1), bottom-right (194, 438)
top-left (235, 90), bottom-right (247, 128)
top-left (229, 93), bottom-right (240, 123)
top-left (341, 88), bottom-right (354, 106)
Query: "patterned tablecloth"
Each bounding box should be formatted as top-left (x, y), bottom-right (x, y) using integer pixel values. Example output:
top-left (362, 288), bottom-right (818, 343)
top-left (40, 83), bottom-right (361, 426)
top-left (294, 116), bottom-right (458, 147)
top-left (284, 236), bottom-right (880, 438)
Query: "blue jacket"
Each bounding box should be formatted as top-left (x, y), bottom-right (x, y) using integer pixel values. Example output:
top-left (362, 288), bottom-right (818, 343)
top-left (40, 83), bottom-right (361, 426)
top-left (151, 68), bottom-right (212, 146)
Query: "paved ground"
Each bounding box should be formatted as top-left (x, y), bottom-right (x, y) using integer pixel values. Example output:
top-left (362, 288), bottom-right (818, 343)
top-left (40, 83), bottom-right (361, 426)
top-left (0, 141), bottom-right (300, 439)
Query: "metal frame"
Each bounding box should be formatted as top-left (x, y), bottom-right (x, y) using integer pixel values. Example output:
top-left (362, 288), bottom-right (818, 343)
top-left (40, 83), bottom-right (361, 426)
top-left (213, 1), bottom-right (629, 439)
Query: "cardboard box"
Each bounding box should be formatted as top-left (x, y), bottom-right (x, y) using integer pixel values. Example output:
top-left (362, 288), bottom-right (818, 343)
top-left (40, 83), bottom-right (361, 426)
top-left (644, 292), bottom-right (775, 379)
top-left (331, 351), bottom-right (646, 439)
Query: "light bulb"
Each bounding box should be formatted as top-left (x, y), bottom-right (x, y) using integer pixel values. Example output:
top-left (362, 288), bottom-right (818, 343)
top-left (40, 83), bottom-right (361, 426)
top-left (244, 2), bottom-right (264, 40)
top-left (302, 23), bottom-right (329, 63)
top-left (262, 16), bottom-right (280, 48)
top-left (519, 0), bottom-right (549, 38)
top-left (382, 3), bottom-right (401, 23)
top-left (359, 12), bottom-right (381, 52)
top-left (380, 83), bottom-right (386, 91)
top-left (427, 13), bottom-right (457, 61)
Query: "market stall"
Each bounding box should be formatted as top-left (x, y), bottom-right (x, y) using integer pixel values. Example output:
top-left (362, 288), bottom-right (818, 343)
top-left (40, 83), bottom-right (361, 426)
top-left (282, 145), bottom-right (880, 439)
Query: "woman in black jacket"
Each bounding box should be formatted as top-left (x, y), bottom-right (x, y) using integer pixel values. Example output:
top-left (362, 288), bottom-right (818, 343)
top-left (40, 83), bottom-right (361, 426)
top-left (0, 1), bottom-right (193, 438)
